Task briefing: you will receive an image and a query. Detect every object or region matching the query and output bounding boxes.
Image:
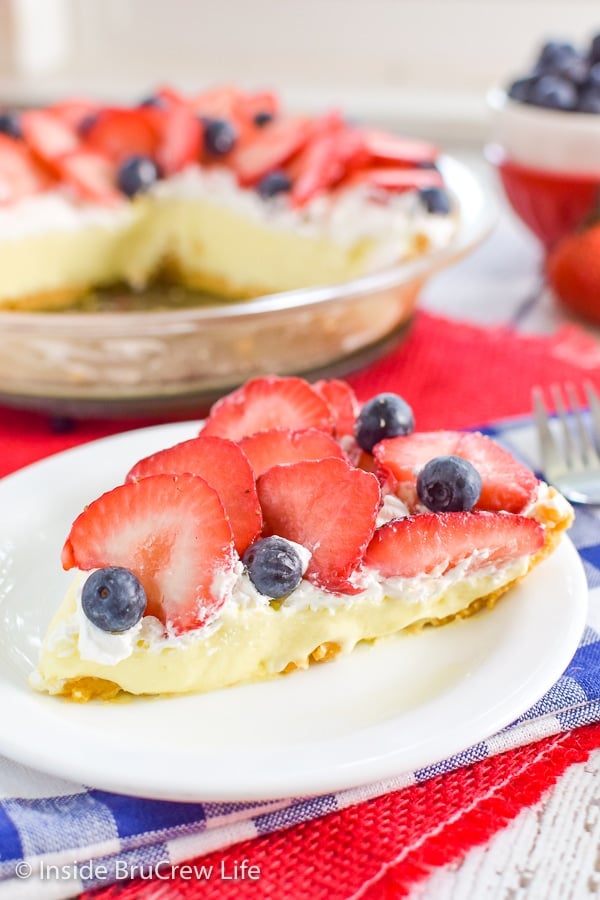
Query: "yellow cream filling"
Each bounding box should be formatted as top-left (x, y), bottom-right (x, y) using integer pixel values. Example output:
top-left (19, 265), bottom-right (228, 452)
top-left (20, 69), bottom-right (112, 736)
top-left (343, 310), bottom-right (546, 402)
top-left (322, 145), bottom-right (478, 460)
top-left (34, 557), bottom-right (528, 699)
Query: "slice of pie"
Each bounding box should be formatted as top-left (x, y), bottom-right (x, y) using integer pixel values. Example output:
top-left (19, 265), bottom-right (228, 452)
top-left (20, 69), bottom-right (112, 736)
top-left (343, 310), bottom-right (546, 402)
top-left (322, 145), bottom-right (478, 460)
top-left (32, 376), bottom-right (573, 701)
top-left (0, 86), bottom-right (456, 311)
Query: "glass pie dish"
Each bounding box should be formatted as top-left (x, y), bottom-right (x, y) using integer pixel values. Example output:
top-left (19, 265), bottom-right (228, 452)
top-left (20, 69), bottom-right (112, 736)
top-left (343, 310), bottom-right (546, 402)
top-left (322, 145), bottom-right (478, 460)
top-left (0, 155), bottom-right (494, 418)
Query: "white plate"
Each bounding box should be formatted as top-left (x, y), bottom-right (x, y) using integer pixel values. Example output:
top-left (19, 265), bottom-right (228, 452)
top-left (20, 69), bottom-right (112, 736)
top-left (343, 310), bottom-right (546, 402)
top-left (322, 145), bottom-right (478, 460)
top-left (0, 422), bottom-right (589, 802)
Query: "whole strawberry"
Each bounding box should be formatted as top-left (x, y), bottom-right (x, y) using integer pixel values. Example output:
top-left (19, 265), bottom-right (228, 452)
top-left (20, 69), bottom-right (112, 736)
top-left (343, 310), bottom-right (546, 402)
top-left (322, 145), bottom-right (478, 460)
top-left (547, 223), bottom-right (600, 323)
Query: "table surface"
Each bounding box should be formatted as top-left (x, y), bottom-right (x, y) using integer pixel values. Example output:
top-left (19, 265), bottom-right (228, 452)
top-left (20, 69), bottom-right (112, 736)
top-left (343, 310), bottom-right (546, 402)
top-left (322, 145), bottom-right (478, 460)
top-left (409, 154), bottom-right (600, 900)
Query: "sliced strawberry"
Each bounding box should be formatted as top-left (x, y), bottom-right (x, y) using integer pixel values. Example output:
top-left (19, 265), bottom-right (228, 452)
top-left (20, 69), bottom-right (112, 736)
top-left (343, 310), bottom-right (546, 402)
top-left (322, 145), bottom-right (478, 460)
top-left (62, 473), bottom-right (235, 634)
top-left (192, 84), bottom-right (241, 120)
top-left (364, 511), bottom-right (544, 579)
top-left (202, 376), bottom-right (334, 441)
top-left (374, 431), bottom-right (539, 514)
top-left (288, 118), bottom-right (368, 206)
top-left (49, 99), bottom-right (100, 131)
top-left (343, 166), bottom-right (444, 194)
top-left (313, 379), bottom-right (360, 438)
top-left (234, 89), bottom-right (280, 126)
top-left (84, 108), bottom-right (159, 164)
top-left (238, 427), bottom-right (345, 478)
top-left (155, 103), bottom-right (202, 176)
top-left (21, 109), bottom-right (79, 162)
top-left (360, 128), bottom-right (438, 166)
top-left (257, 457), bottom-right (380, 592)
top-left (229, 116), bottom-right (312, 186)
top-left (56, 150), bottom-right (121, 204)
top-left (126, 435), bottom-right (261, 555)
top-left (0, 134), bottom-right (52, 204)
top-left (154, 85), bottom-right (189, 107)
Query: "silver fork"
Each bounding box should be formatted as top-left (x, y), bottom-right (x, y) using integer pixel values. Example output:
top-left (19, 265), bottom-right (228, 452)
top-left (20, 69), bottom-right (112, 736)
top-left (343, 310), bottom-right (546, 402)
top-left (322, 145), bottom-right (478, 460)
top-left (533, 382), bottom-right (600, 504)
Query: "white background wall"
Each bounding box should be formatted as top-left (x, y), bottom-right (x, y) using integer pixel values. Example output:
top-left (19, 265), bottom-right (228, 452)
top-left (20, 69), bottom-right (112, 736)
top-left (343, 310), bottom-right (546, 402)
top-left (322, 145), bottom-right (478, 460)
top-left (0, 0), bottom-right (599, 139)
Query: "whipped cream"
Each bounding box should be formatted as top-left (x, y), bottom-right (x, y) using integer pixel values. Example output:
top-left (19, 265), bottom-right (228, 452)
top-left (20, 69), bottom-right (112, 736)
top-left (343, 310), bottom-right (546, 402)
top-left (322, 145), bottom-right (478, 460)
top-left (0, 190), bottom-right (134, 240)
top-left (63, 540), bottom-right (527, 667)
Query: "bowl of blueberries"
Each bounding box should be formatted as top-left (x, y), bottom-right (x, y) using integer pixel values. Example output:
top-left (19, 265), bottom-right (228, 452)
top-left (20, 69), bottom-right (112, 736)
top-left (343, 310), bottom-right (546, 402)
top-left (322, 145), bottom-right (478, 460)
top-left (487, 32), bottom-right (600, 249)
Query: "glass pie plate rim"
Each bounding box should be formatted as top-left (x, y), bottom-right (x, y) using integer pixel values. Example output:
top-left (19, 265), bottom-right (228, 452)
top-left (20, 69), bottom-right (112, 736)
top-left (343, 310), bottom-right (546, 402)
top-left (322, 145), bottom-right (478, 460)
top-left (0, 154), bottom-right (496, 417)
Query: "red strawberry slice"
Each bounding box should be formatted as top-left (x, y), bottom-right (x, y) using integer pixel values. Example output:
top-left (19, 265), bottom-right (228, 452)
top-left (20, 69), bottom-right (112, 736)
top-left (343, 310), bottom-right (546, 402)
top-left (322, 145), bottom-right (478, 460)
top-left (84, 108), bottom-right (159, 164)
top-left (364, 511), bottom-right (544, 579)
top-left (360, 128), bottom-right (438, 166)
top-left (56, 150), bottom-right (121, 204)
top-left (289, 124), bottom-right (368, 206)
top-left (0, 134), bottom-right (52, 204)
top-left (374, 431), bottom-right (539, 514)
top-left (62, 473), bottom-right (235, 634)
top-left (192, 84), bottom-right (241, 120)
top-left (313, 379), bottom-right (360, 438)
top-left (21, 109), bottom-right (79, 162)
top-left (202, 376), bottom-right (334, 441)
top-left (238, 427), bottom-right (345, 478)
top-left (257, 457), bottom-right (380, 592)
top-left (155, 103), bottom-right (202, 176)
top-left (343, 166), bottom-right (444, 194)
top-left (230, 116), bottom-right (312, 185)
top-left (49, 99), bottom-right (100, 130)
top-left (126, 435), bottom-right (262, 555)
top-left (234, 89), bottom-right (280, 126)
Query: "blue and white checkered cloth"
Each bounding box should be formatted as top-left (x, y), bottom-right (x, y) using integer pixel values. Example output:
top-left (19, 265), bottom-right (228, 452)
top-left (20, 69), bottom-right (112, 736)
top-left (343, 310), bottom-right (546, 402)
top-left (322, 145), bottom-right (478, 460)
top-left (1, 416), bottom-right (600, 900)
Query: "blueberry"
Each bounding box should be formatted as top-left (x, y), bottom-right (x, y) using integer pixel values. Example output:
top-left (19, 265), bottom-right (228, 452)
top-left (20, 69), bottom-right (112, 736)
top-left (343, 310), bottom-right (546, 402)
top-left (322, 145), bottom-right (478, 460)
top-left (587, 62), bottom-right (600, 89)
top-left (537, 40), bottom-right (578, 72)
top-left (242, 536), bottom-right (303, 599)
top-left (0, 112), bottom-right (22, 140)
top-left (578, 88), bottom-right (600, 114)
top-left (419, 186), bottom-right (451, 215)
top-left (508, 77), bottom-right (537, 103)
top-left (589, 33), bottom-right (600, 65)
top-left (77, 113), bottom-right (98, 137)
top-left (528, 74), bottom-right (578, 110)
top-left (117, 155), bottom-right (159, 197)
top-left (354, 393), bottom-right (415, 453)
top-left (416, 455), bottom-right (482, 513)
top-left (81, 566), bottom-right (147, 633)
top-left (203, 118), bottom-right (238, 155)
top-left (256, 170), bottom-right (292, 199)
top-left (254, 111), bottom-right (274, 127)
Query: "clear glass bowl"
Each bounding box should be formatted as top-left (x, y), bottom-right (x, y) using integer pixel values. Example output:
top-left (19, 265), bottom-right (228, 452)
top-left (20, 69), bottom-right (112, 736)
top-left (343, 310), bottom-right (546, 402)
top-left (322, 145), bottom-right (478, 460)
top-left (0, 156), bottom-right (494, 418)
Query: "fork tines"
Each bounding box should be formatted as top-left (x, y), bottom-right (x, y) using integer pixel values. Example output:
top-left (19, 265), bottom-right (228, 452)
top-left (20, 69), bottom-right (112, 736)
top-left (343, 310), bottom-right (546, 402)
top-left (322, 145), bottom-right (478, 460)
top-left (533, 382), bottom-right (600, 476)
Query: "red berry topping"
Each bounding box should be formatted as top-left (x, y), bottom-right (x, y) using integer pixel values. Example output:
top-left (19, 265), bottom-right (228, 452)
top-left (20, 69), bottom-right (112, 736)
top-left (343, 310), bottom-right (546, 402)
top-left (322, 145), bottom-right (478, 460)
top-left (126, 435), bottom-right (262, 555)
top-left (360, 129), bottom-right (438, 166)
top-left (56, 150), bottom-right (121, 204)
top-left (238, 427), bottom-right (345, 478)
top-left (230, 117), bottom-right (312, 185)
top-left (313, 379), bottom-right (360, 438)
top-left (155, 104), bottom-right (202, 176)
top-left (289, 120), bottom-right (367, 206)
top-left (364, 511), bottom-right (544, 579)
top-left (374, 431), bottom-right (539, 514)
top-left (202, 376), bottom-right (333, 441)
top-left (84, 108), bottom-right (159, 164)
top-left (21, 109), bottom-right (79, 163)
top-left (343, 166), bottom-right (443, 194)
top-left (0, 134), bottom-right (51, 204)
top-left (62, 473), bottom-right (235, 633)
top-left (257, 457), bottom-right (380, 592)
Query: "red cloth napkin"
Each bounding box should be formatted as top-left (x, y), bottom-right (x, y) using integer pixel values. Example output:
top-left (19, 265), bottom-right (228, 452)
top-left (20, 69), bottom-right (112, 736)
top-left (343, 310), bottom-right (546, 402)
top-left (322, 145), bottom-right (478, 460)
top-left (4, 311), bottom-right (600, 899)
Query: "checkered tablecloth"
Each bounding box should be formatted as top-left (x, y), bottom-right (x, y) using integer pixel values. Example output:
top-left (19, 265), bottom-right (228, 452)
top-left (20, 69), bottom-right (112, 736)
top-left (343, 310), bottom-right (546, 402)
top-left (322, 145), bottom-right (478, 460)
top-left (0, 412), bottom-right (598, 900)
